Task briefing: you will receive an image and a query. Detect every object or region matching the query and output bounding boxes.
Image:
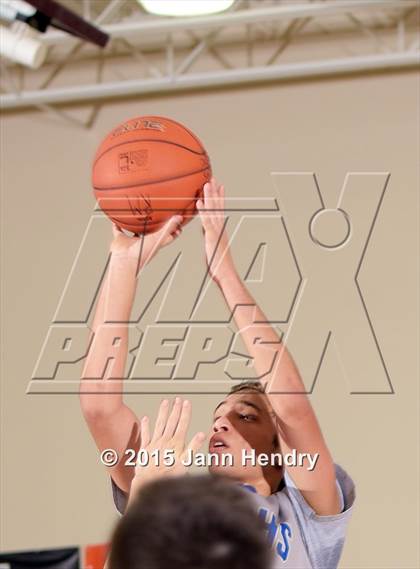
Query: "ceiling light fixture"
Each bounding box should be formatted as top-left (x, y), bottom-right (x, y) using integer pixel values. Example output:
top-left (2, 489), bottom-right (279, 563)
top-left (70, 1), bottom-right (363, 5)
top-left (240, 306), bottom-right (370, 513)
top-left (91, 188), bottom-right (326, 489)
top-left (0, 0), bottom-right (109, 68)
top-left (138, 0), bottom-right (236, 17)
top-left (0, 21), bottom-right (47, 68)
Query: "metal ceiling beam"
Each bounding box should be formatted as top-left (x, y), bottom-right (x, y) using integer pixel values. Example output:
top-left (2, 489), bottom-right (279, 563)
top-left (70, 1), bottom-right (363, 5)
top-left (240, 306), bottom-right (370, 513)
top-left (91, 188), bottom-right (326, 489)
top-left (1, 1), bottom-right (418, 113)
top-left (1, 51), bottom-right (418, 109)
top-left (41, 0), bottom-right (419, 45)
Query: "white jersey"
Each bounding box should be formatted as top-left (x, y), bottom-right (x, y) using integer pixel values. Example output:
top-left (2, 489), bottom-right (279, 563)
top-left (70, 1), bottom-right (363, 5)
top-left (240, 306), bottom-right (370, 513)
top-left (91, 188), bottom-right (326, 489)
top-left (111, 463), bottom-right (355, 569)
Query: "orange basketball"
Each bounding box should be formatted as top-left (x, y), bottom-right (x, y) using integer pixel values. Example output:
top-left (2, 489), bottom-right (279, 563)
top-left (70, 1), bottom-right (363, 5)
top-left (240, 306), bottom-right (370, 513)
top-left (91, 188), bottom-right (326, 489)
top-left (92, 115), bottom-right (212, 233)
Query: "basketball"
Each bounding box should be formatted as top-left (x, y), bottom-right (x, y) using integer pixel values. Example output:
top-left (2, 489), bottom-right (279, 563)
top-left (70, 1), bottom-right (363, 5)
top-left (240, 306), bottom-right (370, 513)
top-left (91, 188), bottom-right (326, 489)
top-left (92, 115), bottom-right (212, 233)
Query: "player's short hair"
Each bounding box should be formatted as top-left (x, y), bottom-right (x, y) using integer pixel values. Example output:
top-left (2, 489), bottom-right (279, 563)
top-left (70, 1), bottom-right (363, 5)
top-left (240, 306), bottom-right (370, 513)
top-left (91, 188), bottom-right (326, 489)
top-left (229, 380), bottom-right (266, 395)
top-left (109, 475), bottom-right (270, 569)
top-left (229, 380), bottom-right (282, 458)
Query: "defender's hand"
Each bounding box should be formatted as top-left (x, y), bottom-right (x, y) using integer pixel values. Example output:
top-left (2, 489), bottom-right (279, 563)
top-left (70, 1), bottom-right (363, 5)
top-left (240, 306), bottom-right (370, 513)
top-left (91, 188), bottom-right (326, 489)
top-left (196, 178), bottom-right (235, 285)
top-left (128, 398), bottom-right (206, 503)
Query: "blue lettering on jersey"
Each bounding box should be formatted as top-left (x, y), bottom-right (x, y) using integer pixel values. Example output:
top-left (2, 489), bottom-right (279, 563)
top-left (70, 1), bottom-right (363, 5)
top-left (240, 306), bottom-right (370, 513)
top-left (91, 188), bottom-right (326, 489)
top-left (259, 508), bottom-right (292, 561)
top-left (277, 522), bottom-right (292, 560)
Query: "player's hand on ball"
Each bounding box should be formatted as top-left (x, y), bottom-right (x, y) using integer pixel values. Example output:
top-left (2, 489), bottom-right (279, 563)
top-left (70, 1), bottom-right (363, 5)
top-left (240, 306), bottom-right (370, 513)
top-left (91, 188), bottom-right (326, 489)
top-left (110, 215), bottom-right (183, 268)
top-left (196, 178), bottom-right (235, 285)
top-left (128, 398), bottom-right (206, 504)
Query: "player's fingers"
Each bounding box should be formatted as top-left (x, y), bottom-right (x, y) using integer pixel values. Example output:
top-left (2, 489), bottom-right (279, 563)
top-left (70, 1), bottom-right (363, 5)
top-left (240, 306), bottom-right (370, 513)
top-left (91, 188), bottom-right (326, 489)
top-left (147, 217), bottom-right (180, 254)
top-left (158, 214), bottom-right (182, 234)
top-left (211, 177), bottom-right (220, 196)
top-left (213, 183), bottom-right (224, 216)
top-left (151, 399), bottom-right (170, 441)
top-left (174, 399), bottom-right (192, 442)
top-left (140, 415), bottom-right (150, 448)
top-left (210, 177), bottom-right (222, 200)
top-left (112, 223), bottom-right (122, 238)
top-left (159, 215), bottom-right (183, 246)
top-left (203, 182), bottom-right (213, 208)
top-left (196, 199), bottom-right (211, 231)
top-left (207, 179), bottom-right (219, 213)
top-left (162, 397), bottom-right (183, 439)
top-left (183, 431), bottom-right (207, 459)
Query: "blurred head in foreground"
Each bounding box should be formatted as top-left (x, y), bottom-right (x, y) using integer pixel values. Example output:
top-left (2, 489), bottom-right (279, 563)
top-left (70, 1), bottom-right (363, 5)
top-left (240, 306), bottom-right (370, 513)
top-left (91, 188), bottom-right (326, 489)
top-left (109, 474), bottom-right (270, 569)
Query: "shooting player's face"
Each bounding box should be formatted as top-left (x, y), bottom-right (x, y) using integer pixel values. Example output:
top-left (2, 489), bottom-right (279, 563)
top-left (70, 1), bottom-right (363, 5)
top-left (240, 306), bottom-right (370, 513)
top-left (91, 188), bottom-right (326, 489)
top-left (209, 391), bottom-right (280, 483)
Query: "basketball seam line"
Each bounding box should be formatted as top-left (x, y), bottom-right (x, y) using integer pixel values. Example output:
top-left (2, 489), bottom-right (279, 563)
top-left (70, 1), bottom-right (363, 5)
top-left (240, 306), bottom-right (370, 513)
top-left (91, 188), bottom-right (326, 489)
top-left (142, 115), bottom-right (207, 151)
top-left (107, 195), bottom-right (199, 229)
top-left (93, 138), bottom-right (207, 168)
top-left (94, 165), bottom-right (210, 192)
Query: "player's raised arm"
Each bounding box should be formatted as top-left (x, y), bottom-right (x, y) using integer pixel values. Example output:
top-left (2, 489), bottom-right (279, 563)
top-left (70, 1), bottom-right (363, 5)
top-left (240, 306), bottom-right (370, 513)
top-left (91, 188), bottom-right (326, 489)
top-left (79, 216), bottom-right (183, 494)
top-left (197, 179), bottom-right (340, 516)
